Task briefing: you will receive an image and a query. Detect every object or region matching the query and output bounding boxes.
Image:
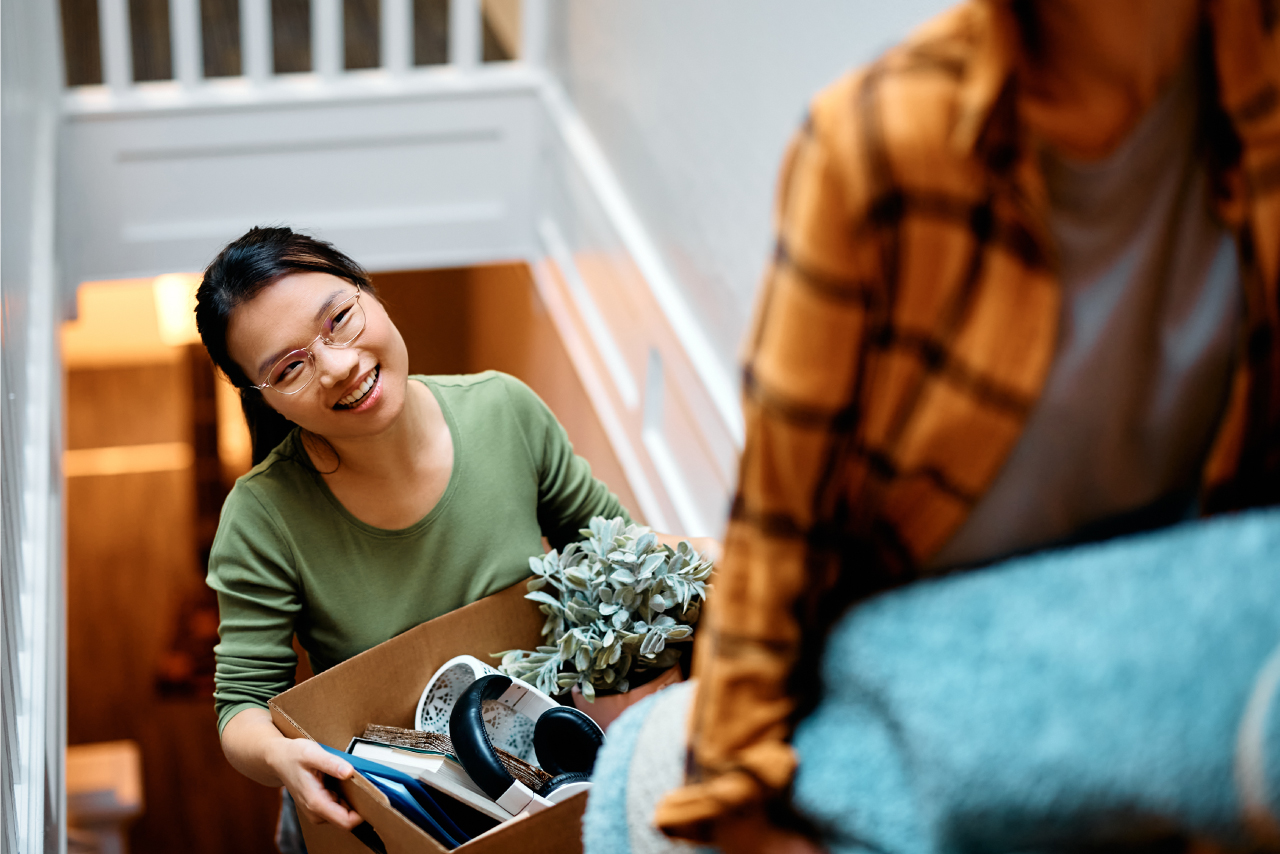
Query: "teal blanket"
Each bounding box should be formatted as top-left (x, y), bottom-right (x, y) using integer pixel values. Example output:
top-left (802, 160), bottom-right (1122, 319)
top-left (584, 508), bottom-right (1280, 853)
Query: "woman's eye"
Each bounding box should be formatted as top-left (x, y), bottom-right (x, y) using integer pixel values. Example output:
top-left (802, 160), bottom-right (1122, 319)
top-left (274, 358), bottom-right (304, 384)
top-left (329, 307), bottom-right (352, 333)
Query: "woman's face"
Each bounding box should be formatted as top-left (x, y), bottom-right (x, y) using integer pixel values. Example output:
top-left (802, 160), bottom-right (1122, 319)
top-left (226, 271), bottom-right (411, 442)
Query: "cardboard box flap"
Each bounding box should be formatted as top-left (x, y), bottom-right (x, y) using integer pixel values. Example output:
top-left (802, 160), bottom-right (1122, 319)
top-left (271, 581), bottom-right (545, 750)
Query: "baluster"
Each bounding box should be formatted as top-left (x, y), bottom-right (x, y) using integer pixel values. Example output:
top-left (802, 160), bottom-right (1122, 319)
top-left (381, 0), bottom-right (411, 75)
top-left (448, 0), bottom-right (479, 70)
top-left (99, 0), bottom-right (133, 89)
top-left (521, 0), bottom-right (544, 67)
top-left (313, 0), bottom-right (341, 78)
top-left (171, 0), bottom-right (202, 86)
top-left (240, 0), bottom-right (271, 82)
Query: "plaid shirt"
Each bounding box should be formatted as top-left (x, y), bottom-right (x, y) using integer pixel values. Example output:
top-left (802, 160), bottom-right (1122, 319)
top-left (657, 0), bottom-right (1280, 840)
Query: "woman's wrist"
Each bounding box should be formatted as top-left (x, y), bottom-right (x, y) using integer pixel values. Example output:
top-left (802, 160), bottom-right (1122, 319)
top-left (261, 730), bottom-right (293, 781)
top-left (221, 707), bottom-right (290, 787)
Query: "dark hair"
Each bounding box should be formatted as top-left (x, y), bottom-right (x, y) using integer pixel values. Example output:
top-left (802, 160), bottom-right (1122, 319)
top-left (195, 226), bottom-right (376, 465)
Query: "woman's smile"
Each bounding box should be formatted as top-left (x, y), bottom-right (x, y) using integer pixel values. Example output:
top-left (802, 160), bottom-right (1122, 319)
top-left (333, 364), bottom-right (382, 411)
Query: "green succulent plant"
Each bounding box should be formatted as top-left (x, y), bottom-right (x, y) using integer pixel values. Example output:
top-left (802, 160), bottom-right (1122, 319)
top-left (495, 516), bottom-right (712, 702)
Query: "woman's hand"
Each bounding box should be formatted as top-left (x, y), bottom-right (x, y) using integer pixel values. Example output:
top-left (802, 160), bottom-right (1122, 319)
top-left (266, 736), bottom-right (363, 829)
top-left (221, 707), bottom-right (363, 830)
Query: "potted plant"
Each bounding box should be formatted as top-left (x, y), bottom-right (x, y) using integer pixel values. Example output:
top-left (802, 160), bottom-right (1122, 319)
top-left (496, 516), bottom-right (712, 727)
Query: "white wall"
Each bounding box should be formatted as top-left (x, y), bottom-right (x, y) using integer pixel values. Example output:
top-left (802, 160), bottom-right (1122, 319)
top-left (546, 0), bottom-right (954, 376)
top-left (2, 0), bottom-right (66, 848)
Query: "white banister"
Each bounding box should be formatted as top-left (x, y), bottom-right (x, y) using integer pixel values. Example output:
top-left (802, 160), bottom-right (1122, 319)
top-left (449, 0), bottom-right (480, 69)
top-left (171, 0), bottom-right (203, 86)
top-left (381, 0), bottom-right (411, 74)
top-left (98, 0), bottom-right (132, 89)
top-left (240, 0), bottom-right (271, 82)
top-left (313, 0), bottom-right (342, 77)
top-left (521, 0), bottom-right (545, 67)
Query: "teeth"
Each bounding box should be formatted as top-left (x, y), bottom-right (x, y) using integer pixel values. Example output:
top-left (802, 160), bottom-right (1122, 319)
top-left (337, 367), bottom-right (378, 407)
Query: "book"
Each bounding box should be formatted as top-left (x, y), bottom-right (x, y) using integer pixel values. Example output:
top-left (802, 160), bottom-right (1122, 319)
top-left (346, 738), bottom-right (510, 822)
top-left (322, 744), bottom-right (469, 849)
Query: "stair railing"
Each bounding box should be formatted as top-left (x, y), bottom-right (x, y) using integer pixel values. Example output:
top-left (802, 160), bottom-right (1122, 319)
top-left (70, 0), bottom-right (546, 107)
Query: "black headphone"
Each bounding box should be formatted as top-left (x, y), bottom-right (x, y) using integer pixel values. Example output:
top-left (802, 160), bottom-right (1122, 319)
top-left (449, 674), bottom-right (604, 816)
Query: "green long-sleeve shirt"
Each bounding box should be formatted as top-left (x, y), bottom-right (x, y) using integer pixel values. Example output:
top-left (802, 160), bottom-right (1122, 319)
top-left (208, 372), bottom-right (630, 734)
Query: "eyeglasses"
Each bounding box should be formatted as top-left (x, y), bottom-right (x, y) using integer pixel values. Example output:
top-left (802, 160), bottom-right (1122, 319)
top-left (252, 291), bottom-right (366, 395)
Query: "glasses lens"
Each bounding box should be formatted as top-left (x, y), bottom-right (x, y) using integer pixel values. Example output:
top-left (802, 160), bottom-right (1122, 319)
top-left (268, 350), bottom-right (315, 394)
top-left (325, 294), bottom-right (365, 346)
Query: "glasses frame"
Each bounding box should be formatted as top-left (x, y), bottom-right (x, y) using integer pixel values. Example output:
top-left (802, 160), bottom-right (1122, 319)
top-left (251, 291), bottom-right (366, 395)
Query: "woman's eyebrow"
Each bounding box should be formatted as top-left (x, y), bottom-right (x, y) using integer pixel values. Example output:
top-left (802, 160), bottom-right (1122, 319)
top-left (312, 288), bottom-right (348, 324)
top-left (254, 288), bottom-right (350, 379)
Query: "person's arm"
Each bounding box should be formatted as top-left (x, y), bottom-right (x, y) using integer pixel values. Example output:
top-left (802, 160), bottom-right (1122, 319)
top-left (221, 708), bottom-right (361, 828)
top-left (501, 376), bottom-right (634, 548)
top-left (500, 376), bottom-right (725, 556)
top-left (655, 71), bottom-right (880, 847)
top-left (208, 485), bottom-right (361, 830)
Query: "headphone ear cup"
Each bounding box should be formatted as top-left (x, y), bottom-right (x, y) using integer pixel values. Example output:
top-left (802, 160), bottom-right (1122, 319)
top-left (448, 674), bottom-right (518, 801)
top-left (538, 771), bottom-right (593, 803)
top-left (534, 707), bottom-right (604, 776)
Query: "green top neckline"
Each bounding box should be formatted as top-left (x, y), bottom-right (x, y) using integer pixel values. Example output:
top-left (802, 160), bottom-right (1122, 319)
top-left (302, 375), bottom-right (463, 539)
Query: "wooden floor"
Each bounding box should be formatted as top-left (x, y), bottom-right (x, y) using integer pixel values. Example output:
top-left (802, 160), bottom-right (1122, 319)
top-left (64, 262), bottom-right (633, 853)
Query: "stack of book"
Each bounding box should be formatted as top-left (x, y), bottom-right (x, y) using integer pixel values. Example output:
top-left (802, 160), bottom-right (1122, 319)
top-left (336, 724), bottom-right (552, 848)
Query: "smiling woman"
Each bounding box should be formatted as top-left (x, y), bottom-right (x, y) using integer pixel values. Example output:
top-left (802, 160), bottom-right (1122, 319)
top-left (189, 227), bottom-right (713, 849)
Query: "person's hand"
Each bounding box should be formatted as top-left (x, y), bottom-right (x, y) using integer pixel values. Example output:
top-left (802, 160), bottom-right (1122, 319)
top-left (267, 737), bottom-right (363, 829)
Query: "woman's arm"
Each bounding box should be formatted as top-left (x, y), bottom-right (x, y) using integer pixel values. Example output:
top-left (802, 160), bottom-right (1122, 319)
top-left (221, 707), bottom-right (363, 829)
top-left (209, 486), bottom-right (363, 829)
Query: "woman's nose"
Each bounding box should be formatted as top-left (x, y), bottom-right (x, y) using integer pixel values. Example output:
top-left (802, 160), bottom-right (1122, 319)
top-left (314, 342), bottom-right (360, 388)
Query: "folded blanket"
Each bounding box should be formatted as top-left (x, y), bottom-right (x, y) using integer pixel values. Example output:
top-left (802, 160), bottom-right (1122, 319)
top-left (793, 507), bottom-right (1280, 853)
top-left (584, 508), bottom-right (1280, 854)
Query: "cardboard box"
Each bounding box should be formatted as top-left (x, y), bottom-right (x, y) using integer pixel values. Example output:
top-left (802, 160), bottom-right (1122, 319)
top-left (269, 580), bottom-right (586, 854)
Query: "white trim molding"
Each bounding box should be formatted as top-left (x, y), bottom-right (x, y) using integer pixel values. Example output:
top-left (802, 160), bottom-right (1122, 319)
top-left (538, 81), bottom-right (744, 450)
top-left (529, 82), bottom-right (741, 536)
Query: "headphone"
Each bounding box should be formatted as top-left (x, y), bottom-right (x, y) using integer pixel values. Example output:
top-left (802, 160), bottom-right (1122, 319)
top-left (448, 673), bottom-right (604, 817)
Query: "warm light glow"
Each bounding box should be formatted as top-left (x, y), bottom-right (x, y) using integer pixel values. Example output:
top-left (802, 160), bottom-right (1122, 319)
top-left (63, 442), bottom-right (195, 478)
top-left (216, 376), bottom-right (253, 478)
top-left (153, 273), bottom-right (202, 347)
top-left (61, 279), bottom-right (177, 368)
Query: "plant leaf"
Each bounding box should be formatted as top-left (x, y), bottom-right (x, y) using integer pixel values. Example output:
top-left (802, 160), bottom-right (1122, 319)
top-left (526, 590), bottom-right (562, 610)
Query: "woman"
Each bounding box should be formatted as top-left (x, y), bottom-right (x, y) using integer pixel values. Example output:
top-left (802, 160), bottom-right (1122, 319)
top-left (197, 226), bottom-right (714, 839)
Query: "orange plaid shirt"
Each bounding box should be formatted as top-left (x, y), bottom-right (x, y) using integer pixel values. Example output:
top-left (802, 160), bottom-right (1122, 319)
top-left (657, 0), bottom-right (1280, 840)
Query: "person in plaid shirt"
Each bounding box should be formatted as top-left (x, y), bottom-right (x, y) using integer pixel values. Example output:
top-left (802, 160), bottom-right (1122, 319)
top-left (655, 0), bottom-right (1280, 849)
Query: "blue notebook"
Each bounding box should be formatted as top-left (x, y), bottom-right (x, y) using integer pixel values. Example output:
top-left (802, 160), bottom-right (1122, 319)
top-left (321, 743), bottom-right (472, 849)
